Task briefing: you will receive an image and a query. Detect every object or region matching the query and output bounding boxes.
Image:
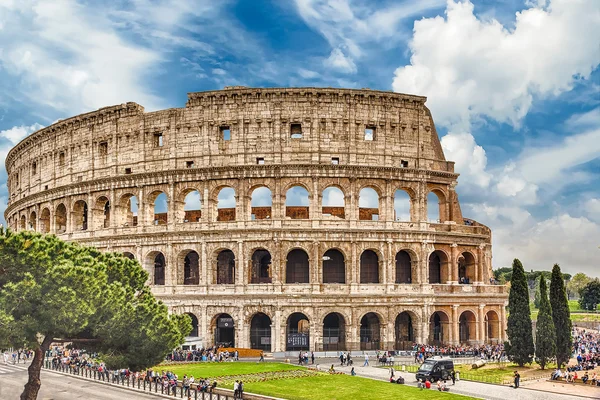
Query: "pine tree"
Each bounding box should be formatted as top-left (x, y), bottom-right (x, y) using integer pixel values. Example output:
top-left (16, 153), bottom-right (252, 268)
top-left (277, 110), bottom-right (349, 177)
top-left (549, 263), bottom-right (572, 368)
top-left (535, 277), bottom-right (556, 369)
top-left (506, 258), bottom-right (535, 366)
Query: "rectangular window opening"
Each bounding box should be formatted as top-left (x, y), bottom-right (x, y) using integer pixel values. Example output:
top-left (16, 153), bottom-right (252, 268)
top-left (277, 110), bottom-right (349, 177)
top-left (44, 185), bottom-right (49, 191)
top-left (257, 157), bottom-right (265, 165)
top-left (186, 161), bottom-right (195, 168)
top-left (220, 126), bottom-right (231, 141)
top-left (291, 123), bottom-right (303, 139)
top-left (154, 132), bottom-right (164, 147)
top-left (364, 126), bottom-right (375, 141)
top-left (32, 162), bottom-right (37, 175)
top-left (99, 141), bottom-right (108, 156)
top-left (59, 152), bottom-right (65, 166)
top-left (401, 160), bottom-right (409, 168)
top-left (331, 157), bottom-right (339, 165)
top-left (125, 168), bottom-right (132, 174)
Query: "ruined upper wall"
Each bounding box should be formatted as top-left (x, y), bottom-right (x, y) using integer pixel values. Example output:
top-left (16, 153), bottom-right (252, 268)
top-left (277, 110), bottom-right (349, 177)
top-left (6, 87), bottom-right (454, 202)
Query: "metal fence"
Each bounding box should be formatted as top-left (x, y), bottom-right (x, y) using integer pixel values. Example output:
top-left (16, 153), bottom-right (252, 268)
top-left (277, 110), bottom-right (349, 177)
top-left (43, 361), bottom-right (236, 399)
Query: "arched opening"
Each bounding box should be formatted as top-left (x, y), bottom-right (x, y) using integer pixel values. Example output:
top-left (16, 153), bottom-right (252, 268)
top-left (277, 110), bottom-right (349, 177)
top-left (213, 313), bottom-right (235, 347)
top-left (322, 249), bottom-right (345, 284)
top-left (395, 312), bottom-right (415, 350)
top-left (322, 186), bottom-right (345, 218)
top-left (427, 191), bottom-right (444, 222)
top-left (186, 313), bottom-right (199, 337)
top-left (183, 190), bottom-right (202, 222)
top-left (286, 249), bottom-right (310, 283)
top-left (40, 208), bottom-right (50, 233)
top-left (250, 313), bottom-right (271, 351)
top-left (250, 186), bottom-right (272, 220)
top-left (485, 310), bottom-right (500, 343)
top-left (250, 249), bottom-right (272, 284)
top-left (323, 313), bottom-right (346, 351)
top-left (117, 195), bottom-right (137, 227)
top-left (217, 187), bottom-right (236, 221)
top-left (360, 250), bottom-right (380, 283)
top-left (216, 250), bottom-right (235, 284)
top-left (429, 311), bottom-right (449, 345)
top-left (153, 253), bottom-right (166, 285)
top-left (55, 204), bottom-right (67, 233)
top-left (395, 250), bottom-right (412, 284)
top-left (123, 252), bottom-right (135, 260)
top-left (183, 251), bottom-right (200, 285)
top-left (73, 200), bottom-right (88, 231)
top-left (95, 196), bottom-right (111, 229)
top-left (394, 189), bottom-right (411, 221)
top-left (285, 185), bottom-right (309, 219)
top-left (152, 192), bottom-right (168, 225)
top-left (359, 187), bottom-right (379, 220)
top-left (360, 313), bottom-right (381, 350)
top-left (459, 311), bottom-right (477, 344)
top-left (286, 313), bottom-right (310, 351)
top-left (19, 215), bottom-right (26, 231)
top-left (29, 211), bottom-right (36, 231)
top-left (428, 250), bottom-right (448, 284)
top-left (458, 252), bottom-right (476, 284)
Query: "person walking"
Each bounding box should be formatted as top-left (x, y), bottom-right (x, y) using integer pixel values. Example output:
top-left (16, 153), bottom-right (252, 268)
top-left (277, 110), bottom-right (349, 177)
top-left (311, 352), bottom-right (315, 364)
top-left (259, 352), bottom-right (264, 362)
top-left (363, 353), bottom-right (369, 367)
top-left (451, 369), bottom-right (456, 385)
top-left (233, 380), bottom-right (239, 399)
top-left (513, 371), bottom-right (520, 388)
top-left (239, 381), bottom-right (244, 399)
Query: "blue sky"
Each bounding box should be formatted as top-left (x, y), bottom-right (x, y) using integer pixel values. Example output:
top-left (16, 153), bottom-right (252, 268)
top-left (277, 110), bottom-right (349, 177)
top-left (0, 0), bottom-right (598, 276)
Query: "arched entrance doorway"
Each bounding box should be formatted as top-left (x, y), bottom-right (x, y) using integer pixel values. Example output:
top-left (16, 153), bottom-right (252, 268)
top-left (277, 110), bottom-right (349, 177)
top-left (286, 249), bottom-right (309, 283)
top-left (186, 313), bottom-right (199, 337)
top-left (395, 250), bottom-right (412, 284)
top-left (485, 310), bottom-right (500, 343)
top-left (429, 311), bottom-right (449, 345)
top-left (323, 249), bottom-right (345, 283)
top-left (250, 249), bottom-right (272, 284)
top-left (360, 313), bottom-right (381, 350)
top-left (213, 313), bottom-right (235, 347)
top-left (395, 312), bottom-right (415, 350)
top-left (286, 313), bottom-right (309, 351)
top-left (360, 250), bottom-right (379, 283)
top-left (153, 253), bottom-right (166, 285)
top-left (323, 313), bottom-right (346, 351)
top-left (183, 251), bottom-right (200, 285)
top-left (428, 250), bottom-right (447, 284)
top-left (459, 311), bottom-right (477, 344)
top-left (250, 313), bottom-right (272, 351)
top-left (216, 250), bottom-right (235, 284)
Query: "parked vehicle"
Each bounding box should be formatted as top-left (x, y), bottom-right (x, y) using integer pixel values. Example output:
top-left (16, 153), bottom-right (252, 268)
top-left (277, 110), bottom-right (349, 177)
top-left (416, 358), bottom-right (454, 383)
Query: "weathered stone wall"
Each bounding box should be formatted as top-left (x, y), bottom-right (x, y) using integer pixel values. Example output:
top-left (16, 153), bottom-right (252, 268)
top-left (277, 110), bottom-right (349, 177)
top-left (4, 87), bottom-right (507, 351)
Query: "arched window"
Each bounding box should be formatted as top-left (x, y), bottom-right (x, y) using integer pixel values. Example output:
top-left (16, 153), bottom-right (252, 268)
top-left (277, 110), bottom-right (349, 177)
top-left (251, 187), bottom-right (272, 220)
top-left (428, 251), bottom-right (447, 284)
top-left (216, 250), bottom-right (235, 284)
top-left (459, 311), bottom-right (477, 344)
top-left (286, 313), bottom-right (309, 351)
top-left (394, 190), bottom-right (411, 221)
top-left (323, 249), bottom-right (345, 284)
top-left (458, 252), bottom-right (476, 284)
top-left (429, 311), bottom-right (449, 344)
top-left (40, 208), bottom-right (50, 233)
top-left (73, 200), bottom-right (88, 231)
top-left (360, 313), bottom-right (381, 350)
top-left (183, 190), bottom-right (201, 222)
top-left (19, 215), bottom-right (26, 231)
top-left (153, 192), bottom-right (168, 225)
top-left (186, 313), bottom-right (199, 337)
top-left (322, 186), bottom-right (345, 218)
top-left (395, 250), bottom-right (412, 284)
top-left (217, 187), bottom-right (236, 221)
top-left (250, 249), bottom-right (272, 284)
top-left (95, 196), bottom-right (111, 229)
top-left (360, 250), bottom-right (379, 283)
top-left (183, 251), bottom-right (200, 285)
top-left (154, 253), bottom-right (166, 285)
top-left (395, 312), bottom-right (415, 350)
top-left (29, 211), bottom-right (37, 231)
top-left (359, 187), bottom-right (379, 220)
top-left (286, 249), bottom-right (310, 284)
top-left (285, 186), bottom-right (309, 219)
top-left (427, 191), bottom-right (444, 222)
top-left (55, 204), bottom-right (67, 234)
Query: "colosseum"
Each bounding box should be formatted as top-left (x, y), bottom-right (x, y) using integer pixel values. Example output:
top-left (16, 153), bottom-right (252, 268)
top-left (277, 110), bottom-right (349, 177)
top-left (5, 86), bottom-right (508, 353)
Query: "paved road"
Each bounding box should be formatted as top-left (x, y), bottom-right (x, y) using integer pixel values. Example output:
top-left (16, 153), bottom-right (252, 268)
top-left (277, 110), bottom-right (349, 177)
top-left (0, 365), bottom-right (162, 400)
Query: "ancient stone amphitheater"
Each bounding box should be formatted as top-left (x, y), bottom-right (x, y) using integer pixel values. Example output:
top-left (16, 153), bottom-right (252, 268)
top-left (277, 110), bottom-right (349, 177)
top-left (5, 86), bottom-right (507, 353)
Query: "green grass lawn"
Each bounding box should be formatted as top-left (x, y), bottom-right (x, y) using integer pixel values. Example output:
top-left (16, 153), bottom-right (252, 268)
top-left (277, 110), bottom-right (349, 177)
top-left (243, 374), bottom-right (475, 400)
top-left (160, 362), bottom-right (303, 378)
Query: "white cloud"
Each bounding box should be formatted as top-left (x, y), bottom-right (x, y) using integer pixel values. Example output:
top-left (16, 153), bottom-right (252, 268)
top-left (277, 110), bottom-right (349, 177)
top-left (565, 107), bottom-right (600, 129)
top-left (324, 48), bottom-right (357, 74)
top-left (393, 0), bottom-right (600, 129)
top-left (212, 68), bottom-right (227, 76)
top-left (297, 68), bottom-right (320, 79)
top-left (584, 198), bottom-right (600, 222)
top-left (0, 123), bottom-right (43, 145)
top-left (440, 131), bottom-right (491, 188)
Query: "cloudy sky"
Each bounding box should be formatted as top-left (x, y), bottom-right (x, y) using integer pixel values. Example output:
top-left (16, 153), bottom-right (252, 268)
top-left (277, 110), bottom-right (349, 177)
top-left (0, 0), bottom-right (598, 276)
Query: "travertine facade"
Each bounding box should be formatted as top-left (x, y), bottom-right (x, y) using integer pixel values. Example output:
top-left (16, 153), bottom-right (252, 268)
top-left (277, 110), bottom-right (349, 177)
top-left (5, 87), bottom-right (508, 352)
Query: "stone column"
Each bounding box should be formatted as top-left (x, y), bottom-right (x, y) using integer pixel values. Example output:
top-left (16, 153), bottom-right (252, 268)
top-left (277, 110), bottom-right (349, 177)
top-left (274, 309), bottom-right (282, 352)
top-left (420, 304), bottom-right (430, 344)
top-left (450, 243), bottom-right (458, 283)
top-left (386, 240), bottom-right (393, 288)
top-left (236, 240), bottom-right (244, 291)
top-left (310, 177), bottom-right (319, 220)
top-left (168, 181), bottom-right (175, 227)
top-left (309, 316), bottom-right (317, 352)
top-left (137, 187), bottom-right (144, 227)
top-left (451, 305), bottom-right (459, 345)
top-left (87, 193), bottom-right (94, 232)
top-left (200, 241), bottom-right (207, 285)
top-left (202, 183), bottom-right (209, 222)
top-left (312, 241), bottom-right (320, 292)
top-left (500, 304), bottom-right (507, 342)
top-left (200, 305), bottom-right (208, 347)
top-left (351, 241), bottom-right (358, 285)
top-left (166, 243), bottom-right (175, 286)
top-left (477, 304), bottom-right (485, 344)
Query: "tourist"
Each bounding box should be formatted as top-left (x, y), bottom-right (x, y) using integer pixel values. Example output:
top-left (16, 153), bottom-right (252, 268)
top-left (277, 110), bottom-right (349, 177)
top-left (363, 353), bottom-right (369, 367)
top-left (350, 367), bottom-right (356, 376)
top-left (259, 351), bottom-right (264, 362)
top-left (311, 351), bottom-right (315, 364)
top-left (513, 371), bottom-right (520, 388)
top-left (233, 380), bottom-right (239, 398)
top-left (329, 364), bottom-right (335, 373)
top-left (389, 366), bottom-right (395, 380)
top-left (339, 352), bottom-right (345, 366)
top-left (582, 372), bottom-right (589, 384)
top-left (424, 378), bottom-right (431, 389)
top-left (239, 381), bottom-right (244, 398)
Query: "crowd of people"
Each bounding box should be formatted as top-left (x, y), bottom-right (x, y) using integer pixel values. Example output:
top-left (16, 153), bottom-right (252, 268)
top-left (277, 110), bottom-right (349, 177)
top-left (411, 343), bottom-right (506, 364)
top-left (166, 345), bottom-right (239, 362)
top-left (550, 328), bottom-right (600, 385)
top-left (2, 349), bottom-right (32, 364)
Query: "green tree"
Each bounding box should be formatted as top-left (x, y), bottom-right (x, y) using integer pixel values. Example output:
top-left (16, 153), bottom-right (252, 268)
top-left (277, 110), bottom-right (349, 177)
top-left (505, 259), bottom-right (535, 366)
top-left (0, 230), bottom-right (191, 400)
top-left (579, 279), bottom-right (600, 311)
top-left (568, 273), bottom-right (591, 300)
top-left (535, 277), bottom-right (556, 369)
top-left (534, 275), bottom-right (543, 309)
top-left (549, 264), bottom-right (572, 368)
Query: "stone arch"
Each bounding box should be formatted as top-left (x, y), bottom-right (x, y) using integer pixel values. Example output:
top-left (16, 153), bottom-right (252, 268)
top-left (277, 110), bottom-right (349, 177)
top-left (323, 248), bottom-right (346, 284)
top-left (216, 187), bottom-right (236, 221)
top-left (395, 311), bottom-right (417, 350)
top-left (428, 250), bottom-right (449, 284)
top-left (250, 312), bottom-right (271, 351)
top-left (459, 310), bottom-right (477, 344)
top-left (55, 203), bottom-right (67, 234)
top-left (250, 186), bottom-right (272, 220)
top-left (145, 251), bottom-right (166, 286)
top-left (40, 208), bottom-right (50, 233)
top-left (215, 249), bottom-right (235, 284)
top-left (285, 185), bottom-right (310, 219)
top-left (323, 312), bottom-right (346, 351)
top-left (72, 200), bottom-right (88, 231)
top-left (429, 311), bottom-right (450, 344)
top-left (19, 215), bottom-right (26, 231)
top-left (359, 186), bottom-right (380, 221)
top-left (394, 189), bottom-right (413, 221)
top-left (359, 312), bottom-right (382, 350)
top-left (181, 189), bottom-right (202, 223)
top-left (395, 250), bottom-right (413, 284)
top-left (360, 249), bottom-right (381, 284)
top-left (149, 191), bottom-right (168, 225)
top-left (286, 312), bottom-right (310, 351)
top-left (180, 250), bottom-right (200, 285)
top-left (212, 313), bottom-right (235, 347)
top-left (29, 211), bottom-right (36, 231)
top-left (94, 196), bottom-right (111, 229)
top-left (322, 186), bottom-right (345, 219)
top-left (458, 251), bottom-right (476, 284)
top-left (250, 248), bottom-right (272, 284)
top-left (186, 313), bottom-right (199, 337)
top-left (485, 310), bottom-right (501, 343)
top-left (122, 252), bottom-right (135, 260)
top-left (286, 248), bottom-right (310, 284)
top-left (427, 189), bottom-right (447, 223)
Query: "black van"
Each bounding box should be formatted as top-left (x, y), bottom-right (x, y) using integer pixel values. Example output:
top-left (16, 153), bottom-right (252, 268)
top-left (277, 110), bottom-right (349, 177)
top-left (415, 358), bottom-right (454, 382)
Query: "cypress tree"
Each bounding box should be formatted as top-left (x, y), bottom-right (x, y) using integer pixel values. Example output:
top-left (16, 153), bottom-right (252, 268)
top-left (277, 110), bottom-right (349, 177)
top-left (535, 277), bottom-right (556, 369)
top-left (549, 263), bottom-right (572, 368)
top-left (506, 259), bottom-right (535, 366)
